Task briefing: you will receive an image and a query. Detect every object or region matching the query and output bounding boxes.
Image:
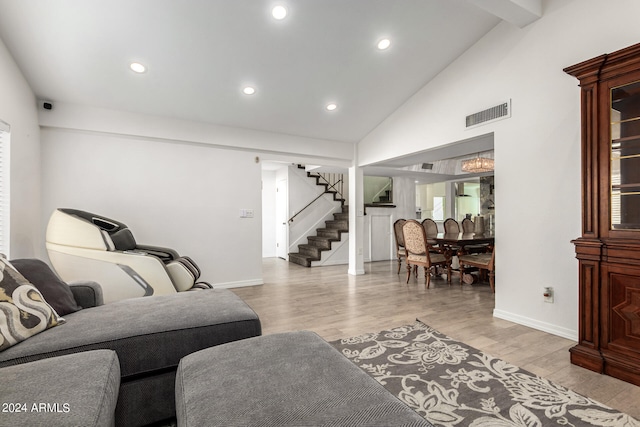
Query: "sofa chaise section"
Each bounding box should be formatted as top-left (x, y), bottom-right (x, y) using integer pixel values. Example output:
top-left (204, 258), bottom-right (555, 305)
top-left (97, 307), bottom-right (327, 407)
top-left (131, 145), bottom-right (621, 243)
top-left (0, 288), bottom-right (261, 426)
top-left (0, 350), bottom-right (120, 427)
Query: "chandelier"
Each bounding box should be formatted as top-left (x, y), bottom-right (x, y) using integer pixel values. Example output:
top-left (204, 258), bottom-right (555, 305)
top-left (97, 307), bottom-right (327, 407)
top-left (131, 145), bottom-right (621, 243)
top-left (461, 156), bottom-right (494, 173)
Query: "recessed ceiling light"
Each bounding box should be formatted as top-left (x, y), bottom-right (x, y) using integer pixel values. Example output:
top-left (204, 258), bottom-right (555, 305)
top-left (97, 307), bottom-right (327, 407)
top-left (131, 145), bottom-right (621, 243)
top-left (272, 5), bottom-right (287, 20)
top-left (377, 39), bottom-right (391, 50)
top-left (326, 103), bottom-right (337, 111)
top-left (130, 62), bottom-right (146, 73)
top-left (243, 86), bottom-right (256, 95)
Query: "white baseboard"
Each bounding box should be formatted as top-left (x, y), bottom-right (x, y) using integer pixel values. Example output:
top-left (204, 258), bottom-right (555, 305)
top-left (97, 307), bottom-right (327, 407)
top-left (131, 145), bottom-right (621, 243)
top-left (493, 309), bottom-right (578, 341)
top-left (212, 278), bottom-right (263, 289)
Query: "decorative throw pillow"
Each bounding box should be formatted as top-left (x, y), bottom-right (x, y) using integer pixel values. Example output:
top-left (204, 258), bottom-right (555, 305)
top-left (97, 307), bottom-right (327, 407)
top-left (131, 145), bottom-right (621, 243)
top-left (10, 258), bottom-right (81, 315)
top-left (0, 256), bottom-right (63, 352)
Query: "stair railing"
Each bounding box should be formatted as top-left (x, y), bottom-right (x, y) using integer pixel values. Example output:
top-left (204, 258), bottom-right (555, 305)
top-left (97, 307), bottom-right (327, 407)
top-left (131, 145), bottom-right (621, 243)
top-left (371, 179), bottom-right (392, 203)
top-left (288, 173), bottom-right (344, 223)
top-left (316, 173), bottom-right (344, 200)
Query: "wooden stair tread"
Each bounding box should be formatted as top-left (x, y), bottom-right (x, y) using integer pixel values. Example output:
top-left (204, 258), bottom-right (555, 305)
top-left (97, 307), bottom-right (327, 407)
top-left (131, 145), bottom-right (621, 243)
top-left (288, 252), bottom-right (319, 267)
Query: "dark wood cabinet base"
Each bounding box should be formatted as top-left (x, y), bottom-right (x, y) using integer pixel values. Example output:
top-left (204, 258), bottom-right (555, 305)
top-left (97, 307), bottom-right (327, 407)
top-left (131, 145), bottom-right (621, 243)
top-left (569, 344), bottom-right (604, 374)
top-left (566, 42), bottom-right (640, 388)
top-left (570, 344), bottom-right (640, 387)
top-left (602, 350), bottom-right (640, 387)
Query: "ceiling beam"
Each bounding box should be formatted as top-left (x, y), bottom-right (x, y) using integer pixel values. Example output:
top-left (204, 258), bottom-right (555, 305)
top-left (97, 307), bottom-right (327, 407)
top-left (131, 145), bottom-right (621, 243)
top-left (467, 0), bottom-right (542, 28)
top-left (367, 133), bottom-right (494, 169)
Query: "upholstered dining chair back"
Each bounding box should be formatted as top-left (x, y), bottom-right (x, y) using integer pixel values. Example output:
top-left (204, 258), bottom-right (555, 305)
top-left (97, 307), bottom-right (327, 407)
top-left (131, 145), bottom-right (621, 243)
top-left (421, 218), bottom-right (439, 236)
top-left (394, 219), bottom-right (407, 248)
top-left (460, 217), bottom-right (490, 253)
top-left (393, 219), bottom-right (407, 274)
top-left (461, 218), bottom-right (475, 233)
top-left (444, 218), bottom-right (460, 233)
top-left (421, 218), bottom-right (444, 254)
top-left (403, 220), bottom-right (427, 257)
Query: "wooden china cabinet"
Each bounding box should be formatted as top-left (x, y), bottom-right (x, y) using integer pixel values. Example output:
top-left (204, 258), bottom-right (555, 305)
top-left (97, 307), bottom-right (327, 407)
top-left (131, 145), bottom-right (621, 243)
top-left (565, 42), bottom-right (640, 386)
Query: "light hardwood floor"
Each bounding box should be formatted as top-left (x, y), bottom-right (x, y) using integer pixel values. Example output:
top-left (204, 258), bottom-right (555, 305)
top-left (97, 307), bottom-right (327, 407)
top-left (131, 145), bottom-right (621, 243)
top-left (232, 258), bottom-right (640, 420)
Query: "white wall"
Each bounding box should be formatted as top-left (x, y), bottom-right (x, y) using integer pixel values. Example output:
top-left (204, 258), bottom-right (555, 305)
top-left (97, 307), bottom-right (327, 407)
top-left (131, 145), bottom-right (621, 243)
top-left (392, 176), bottom-right (419, 221)
top-left (358, 0), bottom-right (640, 340)
top-left (262, 169), bottom-right (277, 257)
top-left (40, 127), bottom-right (264, 287)
top-left (0, 37), bottom-right (41, 258)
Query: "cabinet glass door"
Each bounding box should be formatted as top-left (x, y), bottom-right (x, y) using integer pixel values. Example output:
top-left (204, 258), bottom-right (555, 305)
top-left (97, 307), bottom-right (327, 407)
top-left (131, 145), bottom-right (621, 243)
top-left (611, 80), bottom-right (640, 230)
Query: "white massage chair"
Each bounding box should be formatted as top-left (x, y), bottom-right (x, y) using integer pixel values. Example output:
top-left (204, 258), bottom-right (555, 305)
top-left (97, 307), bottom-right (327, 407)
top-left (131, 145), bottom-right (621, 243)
top-left (46, 208), bottom-right (212, 304)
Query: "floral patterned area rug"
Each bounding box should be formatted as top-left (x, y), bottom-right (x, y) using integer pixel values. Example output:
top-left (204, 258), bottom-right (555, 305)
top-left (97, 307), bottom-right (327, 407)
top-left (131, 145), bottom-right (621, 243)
top-left (330, 321), bottom-right (640, 427)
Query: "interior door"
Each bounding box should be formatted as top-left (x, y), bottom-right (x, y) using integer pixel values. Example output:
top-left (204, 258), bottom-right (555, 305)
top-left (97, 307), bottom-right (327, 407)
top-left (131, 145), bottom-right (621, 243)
top-left (371, 214), bottom-right (392, 261)
top-left (276, 178), bottom-right (288, 259)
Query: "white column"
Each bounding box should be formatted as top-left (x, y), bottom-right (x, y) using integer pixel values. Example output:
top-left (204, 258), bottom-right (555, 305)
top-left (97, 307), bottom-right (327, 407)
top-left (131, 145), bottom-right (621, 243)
top-left (445, 181), bottom-right (456, 221)
top-left (348, 146), bottom-right (365, 276)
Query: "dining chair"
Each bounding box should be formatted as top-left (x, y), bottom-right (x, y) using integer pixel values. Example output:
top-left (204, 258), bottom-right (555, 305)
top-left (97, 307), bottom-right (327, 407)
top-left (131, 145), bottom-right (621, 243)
top-left (461, 217), bottom-right (475, 233)
top-left (402, 220), bottom-right (451, 287)
top-left (393, 219), bottom-right (407, 274)
top-left (458, 246), bottom-right (496, 292)
top-left (421, 218), bottom-right (439, 236)
top-left (444, 218), bottom-right (460, 233)
top-left (421, 218), bottom-right (444, 255)
top-left (442, 217), bottom-right (462, 260)
top-left (461, 217), bottom-right (490, 254)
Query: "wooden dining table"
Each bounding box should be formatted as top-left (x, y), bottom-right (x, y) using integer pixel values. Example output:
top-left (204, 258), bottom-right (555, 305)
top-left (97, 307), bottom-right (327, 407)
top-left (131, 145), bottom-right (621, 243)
top-left (430, 231), bottom-right (495, 283)
top-left (428, 231), bottom-right (494, 257)
top-left (433, 232), bottom-right (494, 250)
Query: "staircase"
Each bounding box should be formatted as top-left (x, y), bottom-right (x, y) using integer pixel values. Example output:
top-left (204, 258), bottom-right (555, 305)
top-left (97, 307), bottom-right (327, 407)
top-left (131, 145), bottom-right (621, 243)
top-left (376, 189), bottom-right (392, 203)
top-left (288, 168), bottom-right (348, 267)
top-left (289, 205), bottom-right (348, 267)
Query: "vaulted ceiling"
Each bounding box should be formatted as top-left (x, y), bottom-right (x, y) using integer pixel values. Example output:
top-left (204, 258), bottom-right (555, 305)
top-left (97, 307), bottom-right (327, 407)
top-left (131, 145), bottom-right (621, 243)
top-left (0, 0), bottom-right (540, 144)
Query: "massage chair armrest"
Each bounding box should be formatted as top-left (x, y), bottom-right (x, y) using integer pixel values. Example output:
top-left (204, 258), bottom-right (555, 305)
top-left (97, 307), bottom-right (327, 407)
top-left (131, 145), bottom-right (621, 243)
top-left (134, 244), bottom-right (180, 262)
top-left (69, 280), bottom-right (104, 308)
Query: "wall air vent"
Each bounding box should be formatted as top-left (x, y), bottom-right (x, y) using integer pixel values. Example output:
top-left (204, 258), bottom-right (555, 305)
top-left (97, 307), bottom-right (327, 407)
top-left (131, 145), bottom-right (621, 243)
top-left (466, 100), bottom-right (511, 129)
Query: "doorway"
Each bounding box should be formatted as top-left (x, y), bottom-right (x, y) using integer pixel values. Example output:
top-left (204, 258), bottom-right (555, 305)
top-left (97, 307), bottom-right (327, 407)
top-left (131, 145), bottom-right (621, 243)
top-left (370, 214), bottom-right (392, 261)
top-left (276, 178), bottom-right (288, 259)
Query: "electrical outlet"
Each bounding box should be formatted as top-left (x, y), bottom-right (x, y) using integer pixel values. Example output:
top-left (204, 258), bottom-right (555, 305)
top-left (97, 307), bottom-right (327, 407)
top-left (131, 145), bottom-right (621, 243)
top-left (543, 287), bottom-right (554, 303)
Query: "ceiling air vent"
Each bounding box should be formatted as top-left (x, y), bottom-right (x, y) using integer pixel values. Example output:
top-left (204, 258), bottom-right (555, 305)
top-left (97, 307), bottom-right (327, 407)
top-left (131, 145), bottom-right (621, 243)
top-left (466, 100), bottom-right (511, 128)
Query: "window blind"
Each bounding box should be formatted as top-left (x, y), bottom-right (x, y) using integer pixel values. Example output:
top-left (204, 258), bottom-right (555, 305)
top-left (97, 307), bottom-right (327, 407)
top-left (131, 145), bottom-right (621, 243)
top-left (0, 120), bottom-right (10, 256)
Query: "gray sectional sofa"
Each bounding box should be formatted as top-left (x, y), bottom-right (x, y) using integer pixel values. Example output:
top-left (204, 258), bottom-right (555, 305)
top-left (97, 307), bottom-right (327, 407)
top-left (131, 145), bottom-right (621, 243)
top-left (1, 258), bottom-right (434, 426)
top-left (0, 259), bottom-right (261, 426)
